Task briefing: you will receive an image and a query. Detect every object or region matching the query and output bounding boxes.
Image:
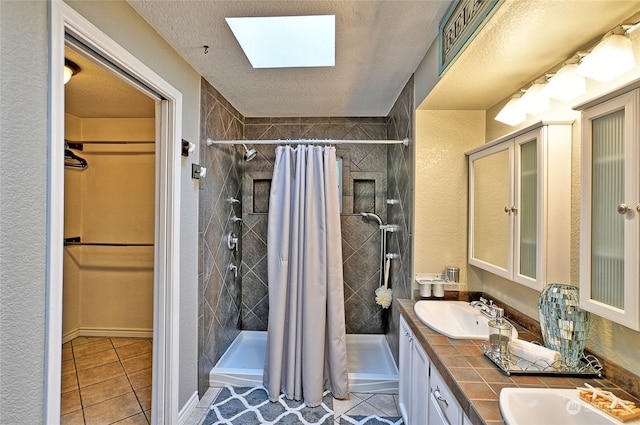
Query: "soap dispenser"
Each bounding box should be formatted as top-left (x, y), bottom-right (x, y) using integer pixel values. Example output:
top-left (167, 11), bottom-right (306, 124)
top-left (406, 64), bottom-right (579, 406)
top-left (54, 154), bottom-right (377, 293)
top-left (488, 307), bottom-right (512, 364)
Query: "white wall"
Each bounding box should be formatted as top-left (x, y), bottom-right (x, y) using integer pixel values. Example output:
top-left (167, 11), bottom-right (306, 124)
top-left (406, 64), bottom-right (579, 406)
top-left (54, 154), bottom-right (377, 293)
top-left (414, 38), bottom-right (441, 111)
top-left (0, 1), bottom-right (49, 423)
top-left (0, 1), bottom-right (201, 421)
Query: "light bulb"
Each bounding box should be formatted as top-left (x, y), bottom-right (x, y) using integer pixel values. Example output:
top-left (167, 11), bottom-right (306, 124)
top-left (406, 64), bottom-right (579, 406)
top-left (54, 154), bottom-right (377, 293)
top-left (543, 63), bottom-right (586, 101)
top-left (63, 65), bottom-right (73, 84)
top-left (577, 33), bottom-right (635, 82)
top-left (520, 83), bottom-right (549, 116)
top-left (495, 97), bottom-right (526, 126)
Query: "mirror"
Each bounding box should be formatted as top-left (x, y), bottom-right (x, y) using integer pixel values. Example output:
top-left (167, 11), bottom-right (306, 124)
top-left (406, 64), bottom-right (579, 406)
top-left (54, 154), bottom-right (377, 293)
top-left (470, 146), bottom-right (510, 271)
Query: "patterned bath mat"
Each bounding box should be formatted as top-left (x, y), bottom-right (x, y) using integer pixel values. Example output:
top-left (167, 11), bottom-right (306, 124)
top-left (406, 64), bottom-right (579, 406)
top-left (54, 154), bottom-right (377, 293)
top-left (339, 415), bottom-right (403, 425)
top-left (203, 385), bottom-right (334, 425)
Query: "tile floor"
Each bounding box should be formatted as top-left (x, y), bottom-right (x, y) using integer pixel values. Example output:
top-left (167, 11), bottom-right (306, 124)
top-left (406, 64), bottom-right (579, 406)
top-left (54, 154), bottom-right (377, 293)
top-left (183, 387), bottom-right (402, 425)
top-left (61, 337), bottom-right (399, 424)
top-left (61, 336), bottom-right (153, 425)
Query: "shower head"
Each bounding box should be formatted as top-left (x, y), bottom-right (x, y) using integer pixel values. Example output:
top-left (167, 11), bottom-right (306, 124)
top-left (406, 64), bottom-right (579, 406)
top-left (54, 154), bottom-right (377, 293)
top-left (360, 212), bottom-right (383, 226)
top-left (242, 144), bottom-right (257, 162)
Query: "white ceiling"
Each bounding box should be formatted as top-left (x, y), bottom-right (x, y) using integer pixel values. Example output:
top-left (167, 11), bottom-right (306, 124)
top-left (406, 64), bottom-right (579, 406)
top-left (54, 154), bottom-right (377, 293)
top-left (65, 1), bottom-right (640, 120)
top-left (125, 0), bottom-right (452, 117)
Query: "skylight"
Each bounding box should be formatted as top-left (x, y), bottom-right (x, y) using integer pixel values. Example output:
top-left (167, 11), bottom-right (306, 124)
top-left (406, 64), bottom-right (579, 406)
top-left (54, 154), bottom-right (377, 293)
top-left (225, 15), bottom-right (335, 69)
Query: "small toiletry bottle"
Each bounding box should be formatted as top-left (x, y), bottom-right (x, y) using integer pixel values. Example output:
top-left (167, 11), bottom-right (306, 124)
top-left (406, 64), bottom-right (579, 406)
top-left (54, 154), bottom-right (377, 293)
top-left (488, 307), bottom-right (512, 363)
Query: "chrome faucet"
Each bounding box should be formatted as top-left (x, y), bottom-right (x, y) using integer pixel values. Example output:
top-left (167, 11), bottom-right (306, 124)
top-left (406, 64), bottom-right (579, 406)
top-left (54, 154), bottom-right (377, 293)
top-left (470, 297), bottom-right (498, 318)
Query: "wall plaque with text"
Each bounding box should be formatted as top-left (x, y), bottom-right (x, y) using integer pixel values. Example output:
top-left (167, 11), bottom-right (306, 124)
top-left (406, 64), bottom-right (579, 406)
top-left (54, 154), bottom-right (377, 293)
top-left (438, 0), bottom-right (502, 75)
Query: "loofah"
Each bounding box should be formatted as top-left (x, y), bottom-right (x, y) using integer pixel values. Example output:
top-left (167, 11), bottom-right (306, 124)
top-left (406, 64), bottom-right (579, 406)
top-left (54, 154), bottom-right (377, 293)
top-left (375, 287), bottom-right (392, 309)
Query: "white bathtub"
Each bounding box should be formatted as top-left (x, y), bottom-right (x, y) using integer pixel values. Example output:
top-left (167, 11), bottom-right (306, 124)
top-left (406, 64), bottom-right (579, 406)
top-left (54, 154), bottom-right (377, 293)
top-left (209, 331), bottom-right (398, 394)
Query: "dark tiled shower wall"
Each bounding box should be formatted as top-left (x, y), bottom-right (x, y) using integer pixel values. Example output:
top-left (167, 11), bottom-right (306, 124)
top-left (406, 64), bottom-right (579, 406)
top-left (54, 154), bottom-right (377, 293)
top-left (198, 76), bottom-right (416, 394)
top-left (385, 76), bottom-right (414, 364)
top-left (198, 79), bottom-right (244, 396)
top-left (240, 117), bottom-right (392, 334)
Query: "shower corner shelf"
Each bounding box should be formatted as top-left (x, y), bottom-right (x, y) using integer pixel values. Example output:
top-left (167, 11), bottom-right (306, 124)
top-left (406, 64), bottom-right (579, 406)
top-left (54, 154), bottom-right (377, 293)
top-left (481, 343), bottom-right (604, 378)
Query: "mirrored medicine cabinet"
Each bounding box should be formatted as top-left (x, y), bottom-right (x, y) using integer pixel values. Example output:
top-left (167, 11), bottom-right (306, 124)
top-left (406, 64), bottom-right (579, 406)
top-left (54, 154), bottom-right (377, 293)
top-left (466, 122), bottom-right (572, 291)
top-left (576, 87), bottom-right (640, 331)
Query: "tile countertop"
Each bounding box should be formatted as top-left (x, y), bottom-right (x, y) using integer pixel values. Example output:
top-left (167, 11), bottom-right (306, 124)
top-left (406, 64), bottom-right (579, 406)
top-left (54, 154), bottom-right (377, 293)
top-left (397, 299), bottom-right (640, 425)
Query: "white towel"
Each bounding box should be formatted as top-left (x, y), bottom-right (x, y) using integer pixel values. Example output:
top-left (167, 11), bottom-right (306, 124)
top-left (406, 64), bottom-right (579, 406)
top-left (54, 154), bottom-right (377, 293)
top-left (510, 339), bottom-right (561, 369)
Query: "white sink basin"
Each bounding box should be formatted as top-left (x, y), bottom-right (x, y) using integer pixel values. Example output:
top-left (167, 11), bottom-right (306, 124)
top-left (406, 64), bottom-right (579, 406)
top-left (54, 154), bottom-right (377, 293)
top-left (500, 387), bottom-right (640, 425)
top-left (413, 300), bottom-right (518, 340)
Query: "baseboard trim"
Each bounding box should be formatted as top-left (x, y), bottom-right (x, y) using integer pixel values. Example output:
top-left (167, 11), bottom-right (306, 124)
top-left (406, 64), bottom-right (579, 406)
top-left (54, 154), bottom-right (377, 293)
top-left (178, 391), bottom-right (199, 425)
top-left (62, 327), bottom-right (153, 344)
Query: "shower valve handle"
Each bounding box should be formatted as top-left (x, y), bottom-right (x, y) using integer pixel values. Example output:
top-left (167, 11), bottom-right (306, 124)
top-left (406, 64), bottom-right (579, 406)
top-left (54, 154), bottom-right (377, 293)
top-left (229, 263), bottom-right (238, 278)
top-left (227, 232), bottom-right (238, 251)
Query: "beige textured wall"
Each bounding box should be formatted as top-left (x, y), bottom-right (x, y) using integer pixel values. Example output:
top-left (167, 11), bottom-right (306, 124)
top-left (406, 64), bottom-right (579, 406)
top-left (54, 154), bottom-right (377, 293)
top-left (414, 110), bottom-right (485, 287)
top-left (63, 115), bottom-right (155, 338)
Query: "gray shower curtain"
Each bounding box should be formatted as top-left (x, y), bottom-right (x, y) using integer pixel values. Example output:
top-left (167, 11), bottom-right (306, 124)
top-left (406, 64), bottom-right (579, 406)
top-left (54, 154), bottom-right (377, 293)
top-left (263, 144), bottom-right (349, 407)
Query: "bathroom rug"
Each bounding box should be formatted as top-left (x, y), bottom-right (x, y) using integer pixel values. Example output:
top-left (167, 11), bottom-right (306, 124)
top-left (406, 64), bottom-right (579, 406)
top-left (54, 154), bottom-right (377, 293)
top-left (339, 414), bottom-right (403, 425)
top-left (202, 385), bottom-right (334, 425)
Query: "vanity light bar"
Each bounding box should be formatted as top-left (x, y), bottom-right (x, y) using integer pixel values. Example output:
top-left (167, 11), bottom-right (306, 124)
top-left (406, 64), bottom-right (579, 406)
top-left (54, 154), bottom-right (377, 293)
top-left (496, 22), bottom-right (638, 126)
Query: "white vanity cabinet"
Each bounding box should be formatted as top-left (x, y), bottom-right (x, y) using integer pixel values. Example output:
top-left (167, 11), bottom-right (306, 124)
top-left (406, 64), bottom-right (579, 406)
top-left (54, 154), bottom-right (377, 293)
top-left (467, 122), bottom-right (572, 290)
top-left (578, 88), bottom-right (640, 330)
top-left (398, 315), bottom-right (429, 425)
top-left (429, 365), bottom-right (470, 425)
top-left (399, 314), bottom-right (472, 425)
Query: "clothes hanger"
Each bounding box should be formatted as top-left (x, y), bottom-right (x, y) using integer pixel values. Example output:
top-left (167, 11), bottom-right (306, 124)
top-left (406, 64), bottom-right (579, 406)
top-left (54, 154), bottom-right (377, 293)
top-left (64, 144), bottom-right (88, 169)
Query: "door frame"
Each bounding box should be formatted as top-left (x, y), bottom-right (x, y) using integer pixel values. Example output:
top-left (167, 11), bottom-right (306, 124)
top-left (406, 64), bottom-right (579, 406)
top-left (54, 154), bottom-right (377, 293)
top-left (46, 1), bottom-right (182, 423)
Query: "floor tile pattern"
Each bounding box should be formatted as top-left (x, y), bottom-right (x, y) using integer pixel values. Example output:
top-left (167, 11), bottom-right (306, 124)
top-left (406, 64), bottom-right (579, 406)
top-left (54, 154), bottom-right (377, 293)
top-left (186, 387), bottom-right (402, 425)
top-left (60, 337), bottom-right (153, 425)
top-left (202, 386), bottom-right (333, 425)
top-left (339, 415), bottom-right (403, 425)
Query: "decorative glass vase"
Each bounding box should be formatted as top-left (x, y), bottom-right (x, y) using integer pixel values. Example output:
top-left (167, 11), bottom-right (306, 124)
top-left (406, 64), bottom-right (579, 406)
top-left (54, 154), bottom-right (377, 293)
top-left (538, 283), bottom-right (590, 369)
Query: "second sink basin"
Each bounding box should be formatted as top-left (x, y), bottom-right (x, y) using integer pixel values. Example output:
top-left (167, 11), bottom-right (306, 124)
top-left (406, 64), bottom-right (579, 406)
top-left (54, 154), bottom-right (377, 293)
top-left (499, 387), bottom-right (640, 425)
top-left (413, 300), bottom-right (518, 340)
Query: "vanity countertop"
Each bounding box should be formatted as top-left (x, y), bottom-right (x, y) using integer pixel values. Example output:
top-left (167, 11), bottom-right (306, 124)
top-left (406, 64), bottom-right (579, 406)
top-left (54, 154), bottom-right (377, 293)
top-left (397, 299), bottom-right (638, 425)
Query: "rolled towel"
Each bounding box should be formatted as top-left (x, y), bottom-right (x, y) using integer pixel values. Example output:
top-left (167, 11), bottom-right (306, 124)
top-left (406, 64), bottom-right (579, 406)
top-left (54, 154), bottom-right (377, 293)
top-left (510, 339), bottom-right (561, 369)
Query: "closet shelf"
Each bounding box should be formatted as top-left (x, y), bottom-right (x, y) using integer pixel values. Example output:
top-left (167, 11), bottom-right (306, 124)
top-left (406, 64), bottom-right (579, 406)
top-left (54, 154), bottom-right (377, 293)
top-left (64, 237), bottom-right (153, 247)
top-left (66, 139), bottom-right (154, 148)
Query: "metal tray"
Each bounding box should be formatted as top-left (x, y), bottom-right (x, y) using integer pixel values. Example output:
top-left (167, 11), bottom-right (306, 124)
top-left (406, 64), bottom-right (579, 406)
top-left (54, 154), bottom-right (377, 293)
top-left (482, 343), bottom-right (604, 377)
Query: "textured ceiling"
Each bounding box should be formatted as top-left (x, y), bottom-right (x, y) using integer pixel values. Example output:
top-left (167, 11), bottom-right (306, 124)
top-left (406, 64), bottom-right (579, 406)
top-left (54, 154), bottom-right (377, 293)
top-left (420, 0), bottom-right (640, 110)
top-left (126, 0), bottom-right (452, 117)
top-left (65, 1), bottom-right (640, 120)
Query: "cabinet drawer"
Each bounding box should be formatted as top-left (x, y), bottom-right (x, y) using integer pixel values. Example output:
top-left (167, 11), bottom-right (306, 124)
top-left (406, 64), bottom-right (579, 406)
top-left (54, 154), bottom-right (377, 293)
top-left (430, 365), bottom-right (461, 425)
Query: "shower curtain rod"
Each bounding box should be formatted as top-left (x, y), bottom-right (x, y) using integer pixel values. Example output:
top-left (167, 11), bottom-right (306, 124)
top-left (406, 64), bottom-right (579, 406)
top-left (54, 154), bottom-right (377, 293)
top-left (206, 138), bottom-right (410, 146)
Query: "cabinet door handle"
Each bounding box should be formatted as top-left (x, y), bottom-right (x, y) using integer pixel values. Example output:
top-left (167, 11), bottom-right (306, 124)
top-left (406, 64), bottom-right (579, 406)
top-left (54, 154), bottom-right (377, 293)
top-left (504, 206), bottom-right (510, 214)
top-left (433, 386), bottom-right (449, 406)
top-left (618, 203), bottom-right (630, 215)
top-left (636, 204), bottom-right (640, 214)
top-left (510, 206), bottom-right (518, 213)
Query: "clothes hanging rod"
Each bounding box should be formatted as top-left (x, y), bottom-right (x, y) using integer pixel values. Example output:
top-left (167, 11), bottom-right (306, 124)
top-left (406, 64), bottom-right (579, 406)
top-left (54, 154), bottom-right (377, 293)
top-left (64, 239), bottom-right (154, 247)
top-left (206, 138), bottom-right (410, 146)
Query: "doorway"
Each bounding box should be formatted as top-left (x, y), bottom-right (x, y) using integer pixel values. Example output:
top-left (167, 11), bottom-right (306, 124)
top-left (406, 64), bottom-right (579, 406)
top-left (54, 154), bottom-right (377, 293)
top-left (61, 43), bottom-right (156, 423)
top-left (48, 2), bottom-right (183, 424)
